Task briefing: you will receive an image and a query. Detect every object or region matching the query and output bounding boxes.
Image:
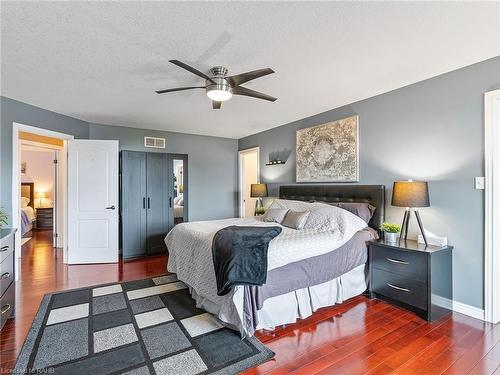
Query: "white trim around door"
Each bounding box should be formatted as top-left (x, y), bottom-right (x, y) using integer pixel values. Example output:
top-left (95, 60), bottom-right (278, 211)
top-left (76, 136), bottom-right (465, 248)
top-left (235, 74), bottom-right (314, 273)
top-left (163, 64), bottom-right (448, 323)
top-left (12, 123), bottom-right (74, 279)
top-left (238, 147), bottom-right (260, 218)
top-left (484, 89), bottom-right (500, 324)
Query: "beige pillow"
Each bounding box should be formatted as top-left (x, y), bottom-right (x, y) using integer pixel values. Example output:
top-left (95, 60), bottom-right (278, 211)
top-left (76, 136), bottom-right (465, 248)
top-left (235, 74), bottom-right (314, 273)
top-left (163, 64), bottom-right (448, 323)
top-left (21, 197), bottom-right (30, 208)
top-left (282, 210), bottom-right (310, 230)
top-left (262, 208), bottom-right (289, 224)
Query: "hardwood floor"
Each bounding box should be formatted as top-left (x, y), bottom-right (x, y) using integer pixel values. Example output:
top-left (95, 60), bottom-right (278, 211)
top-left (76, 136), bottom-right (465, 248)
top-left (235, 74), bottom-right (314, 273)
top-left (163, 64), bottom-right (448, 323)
top-left (1, 230), bottom-right (499, 374)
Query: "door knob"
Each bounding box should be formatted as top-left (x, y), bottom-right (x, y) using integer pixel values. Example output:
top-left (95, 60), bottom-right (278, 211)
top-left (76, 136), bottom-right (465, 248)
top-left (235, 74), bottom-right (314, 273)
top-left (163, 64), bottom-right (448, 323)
top-left (105, 205), bottom-right (116, 210)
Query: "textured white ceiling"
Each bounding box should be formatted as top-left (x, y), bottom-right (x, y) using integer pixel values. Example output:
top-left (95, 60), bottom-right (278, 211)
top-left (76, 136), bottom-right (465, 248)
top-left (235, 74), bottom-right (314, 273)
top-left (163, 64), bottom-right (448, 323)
top-left (1, 2), bottom-right (499, 139)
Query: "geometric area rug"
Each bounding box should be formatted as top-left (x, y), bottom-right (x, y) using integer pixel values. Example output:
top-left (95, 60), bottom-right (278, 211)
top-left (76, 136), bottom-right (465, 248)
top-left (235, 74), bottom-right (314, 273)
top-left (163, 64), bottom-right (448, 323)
top-left (14, 275), bottom-right (274, 374)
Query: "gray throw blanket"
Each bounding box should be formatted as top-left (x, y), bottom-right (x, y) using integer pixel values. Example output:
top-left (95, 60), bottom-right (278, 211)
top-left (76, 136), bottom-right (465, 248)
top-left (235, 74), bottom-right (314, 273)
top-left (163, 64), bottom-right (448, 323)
top-left (212, 225), bottom-right (282, 296)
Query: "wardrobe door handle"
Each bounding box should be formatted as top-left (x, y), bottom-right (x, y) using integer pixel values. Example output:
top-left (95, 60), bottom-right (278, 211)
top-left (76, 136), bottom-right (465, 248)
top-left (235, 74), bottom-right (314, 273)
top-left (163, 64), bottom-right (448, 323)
top-left (105, 206), bottom-right (115, 210)
top-left (147, 198), bottom-right (150, 209)
top-left (386, 283), bottom-right (410, 293)
top-left (1, 272), bottom-right (10, 280)
top-left (1, 304), bottom-right (11, 314)
top-left (169, 197), bottom-right (172, 208)
top-left (0, 246), bottom-right (9, 252)
top-left (143, 197), bottom-right (146, 209)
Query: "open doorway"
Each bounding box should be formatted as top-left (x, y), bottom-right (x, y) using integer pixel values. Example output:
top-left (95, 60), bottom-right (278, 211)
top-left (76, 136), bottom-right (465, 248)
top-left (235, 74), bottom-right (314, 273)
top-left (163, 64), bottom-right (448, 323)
top-left (12, 123), bottom-right (73, 279)
top-left (238, 147), bottom-right (260, 218)
top-left (20, 138), bottom-right (60, 249)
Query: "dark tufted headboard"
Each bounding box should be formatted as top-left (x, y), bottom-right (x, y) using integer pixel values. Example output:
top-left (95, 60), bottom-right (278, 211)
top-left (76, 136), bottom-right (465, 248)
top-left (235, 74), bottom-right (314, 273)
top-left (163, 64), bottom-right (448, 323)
top-left (279, 184), bottom-right (385, 233)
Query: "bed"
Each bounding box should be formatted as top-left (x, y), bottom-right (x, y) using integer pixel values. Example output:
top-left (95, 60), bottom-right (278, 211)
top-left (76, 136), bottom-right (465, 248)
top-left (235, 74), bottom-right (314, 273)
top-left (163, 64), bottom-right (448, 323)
top-left (165, 184), bottom-right (385, 336)
top-left (20, 182), bottom-right (36, 236)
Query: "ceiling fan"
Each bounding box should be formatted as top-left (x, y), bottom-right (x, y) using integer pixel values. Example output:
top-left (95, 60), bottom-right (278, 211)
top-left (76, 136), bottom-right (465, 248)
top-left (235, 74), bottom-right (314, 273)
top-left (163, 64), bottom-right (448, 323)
top-left (156, 60), bottom-right (277, 109)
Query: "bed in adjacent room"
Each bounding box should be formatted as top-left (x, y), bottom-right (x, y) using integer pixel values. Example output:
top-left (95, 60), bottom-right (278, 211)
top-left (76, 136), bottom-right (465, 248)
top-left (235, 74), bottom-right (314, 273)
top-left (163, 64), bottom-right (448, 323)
top-left (165, 185), bottom-right (385, 336)
top-left (20, 182), bottom-right (36, 237)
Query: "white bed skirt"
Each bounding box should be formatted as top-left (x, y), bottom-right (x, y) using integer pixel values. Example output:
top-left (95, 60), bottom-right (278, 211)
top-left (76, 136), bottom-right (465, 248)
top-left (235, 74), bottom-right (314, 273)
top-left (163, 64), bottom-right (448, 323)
top-left (189, 263), bottom-right (368, 334)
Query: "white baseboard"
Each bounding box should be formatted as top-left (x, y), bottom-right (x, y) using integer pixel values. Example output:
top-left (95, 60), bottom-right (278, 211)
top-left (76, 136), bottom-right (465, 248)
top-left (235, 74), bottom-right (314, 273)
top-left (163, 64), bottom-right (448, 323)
top-left (432, 295), bottom-right (484, 321)
top-left (452, 300), bottom-right (485, 321)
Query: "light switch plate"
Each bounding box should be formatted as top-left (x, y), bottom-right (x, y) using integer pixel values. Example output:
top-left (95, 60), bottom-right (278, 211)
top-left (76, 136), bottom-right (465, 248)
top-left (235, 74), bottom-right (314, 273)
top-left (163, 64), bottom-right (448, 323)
top-left (475, 177), bottom-right (485, 190)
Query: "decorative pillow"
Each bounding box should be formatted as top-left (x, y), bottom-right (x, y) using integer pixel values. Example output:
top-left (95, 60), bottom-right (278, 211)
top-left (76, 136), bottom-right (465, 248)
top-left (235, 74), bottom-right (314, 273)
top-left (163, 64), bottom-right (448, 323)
top-left (261, 208), bottom-right (289, 224)
top-left (282, 210), bottom-right (310, 230)
top-left (21, 197), bottom-right (30, 208)
top-left (325, 202), bottom-right (376, 224)
top-left (178, 196), bottom-right (184, 206)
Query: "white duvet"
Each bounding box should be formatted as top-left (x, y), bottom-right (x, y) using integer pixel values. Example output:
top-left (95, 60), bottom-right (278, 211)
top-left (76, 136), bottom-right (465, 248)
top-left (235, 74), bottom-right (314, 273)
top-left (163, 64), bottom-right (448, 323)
top-left (21, 206), bottom-right (36, 222)
top-left (165, 200), bottom-right (368, 333)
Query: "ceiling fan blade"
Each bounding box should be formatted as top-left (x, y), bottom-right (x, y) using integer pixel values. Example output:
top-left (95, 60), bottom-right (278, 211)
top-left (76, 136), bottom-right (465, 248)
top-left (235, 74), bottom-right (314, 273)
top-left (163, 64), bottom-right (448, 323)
top-left (212, 101), bottom-right (221, 109)
top-left (232, 86), bottom-right (277, 102)
top-left (169, 60), bottom-right (216, 84)
top-left (226, 68), bottom-right (274, 87)
top-left (155, 86), bottom-right (205, 94)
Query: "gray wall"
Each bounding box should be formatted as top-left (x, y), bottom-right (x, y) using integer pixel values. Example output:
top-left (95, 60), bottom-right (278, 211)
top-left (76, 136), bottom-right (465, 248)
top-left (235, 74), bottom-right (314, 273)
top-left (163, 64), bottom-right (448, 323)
top-left (1, 96), bottom-right (90, 221)
top-left (239, 56), bottom-right (500, 309)
top-left (0, 96), bottom-right (238, 225)
top-left (88, 123), bottom-right (238, 220)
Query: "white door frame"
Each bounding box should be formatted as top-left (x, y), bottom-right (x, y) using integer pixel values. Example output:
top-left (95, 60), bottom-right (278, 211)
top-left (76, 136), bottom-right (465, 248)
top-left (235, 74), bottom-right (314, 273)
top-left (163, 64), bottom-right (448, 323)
top-left (238, 147), bottom-right (260, 218)
top-left (484, 89), bottom-right (500, 324)
top-left (12, 123), bottom-right (73, 278)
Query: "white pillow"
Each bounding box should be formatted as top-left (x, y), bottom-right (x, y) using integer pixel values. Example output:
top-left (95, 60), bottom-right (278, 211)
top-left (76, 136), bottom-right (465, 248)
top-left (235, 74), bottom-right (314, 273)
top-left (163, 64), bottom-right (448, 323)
top-left (174, 195), bottom-right (182, 205)
top-left (178, 196), bottom-right (184, 206)
top-left (21, 197), bottom-right (30, 208)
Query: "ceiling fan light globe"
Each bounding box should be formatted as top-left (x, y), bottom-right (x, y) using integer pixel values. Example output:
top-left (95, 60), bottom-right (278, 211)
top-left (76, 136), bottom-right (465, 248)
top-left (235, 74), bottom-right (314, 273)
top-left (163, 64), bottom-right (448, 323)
top-left (206, 88), bottom-right (232, 102)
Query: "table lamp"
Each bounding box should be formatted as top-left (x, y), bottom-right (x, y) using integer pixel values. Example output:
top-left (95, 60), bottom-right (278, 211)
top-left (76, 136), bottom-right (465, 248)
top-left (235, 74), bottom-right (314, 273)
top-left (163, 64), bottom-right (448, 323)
top-left (250, 183), bottom-right (267, 215)
top-left (392, 180), bottom-right (430, 246)
top-left (35, 191), bottom-right (46, 208)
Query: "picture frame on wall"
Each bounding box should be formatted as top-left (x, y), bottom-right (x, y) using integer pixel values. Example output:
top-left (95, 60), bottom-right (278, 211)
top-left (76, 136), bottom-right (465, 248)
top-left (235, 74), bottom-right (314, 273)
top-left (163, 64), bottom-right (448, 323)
top-left (296, 115), bottom-right (359, 182)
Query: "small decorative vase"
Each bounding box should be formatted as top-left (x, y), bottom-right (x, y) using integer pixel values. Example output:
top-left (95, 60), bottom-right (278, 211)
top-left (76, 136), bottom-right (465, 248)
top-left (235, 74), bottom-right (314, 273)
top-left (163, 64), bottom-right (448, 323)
top-left (384, 232), bottom-right (398, 243)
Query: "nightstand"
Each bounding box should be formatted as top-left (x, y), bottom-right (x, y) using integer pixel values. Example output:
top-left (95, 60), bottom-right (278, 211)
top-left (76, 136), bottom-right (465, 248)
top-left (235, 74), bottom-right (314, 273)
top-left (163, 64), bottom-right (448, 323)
top-left (36, 207), bottom-right (53, 229)
top-left (369, 239), bottom-right (453, 322)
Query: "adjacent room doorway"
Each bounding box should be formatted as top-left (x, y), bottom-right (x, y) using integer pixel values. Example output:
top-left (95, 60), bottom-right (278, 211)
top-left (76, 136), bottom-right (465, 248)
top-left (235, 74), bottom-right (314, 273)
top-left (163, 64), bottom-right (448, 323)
top-left (238, 147), bottom-right (260, 218)
top-left (12, 123), bottom-right (73, 279)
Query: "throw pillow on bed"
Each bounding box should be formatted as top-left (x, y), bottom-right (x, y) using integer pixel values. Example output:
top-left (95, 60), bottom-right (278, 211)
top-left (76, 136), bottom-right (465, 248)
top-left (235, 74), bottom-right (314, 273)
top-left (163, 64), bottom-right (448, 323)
top-left (282, 210), bottom-right (310, 230)
top-left (262, 208), bottom-right (289, 223)
top-left (21, 197), bottom-right (30, 208)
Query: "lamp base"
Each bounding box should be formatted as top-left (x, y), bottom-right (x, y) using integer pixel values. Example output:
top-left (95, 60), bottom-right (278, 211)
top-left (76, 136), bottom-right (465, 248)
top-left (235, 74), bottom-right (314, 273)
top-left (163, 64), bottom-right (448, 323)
top-left (399, 208), bottom-right (428, 246)
top-left (254, 198), bottom-right (264, 216)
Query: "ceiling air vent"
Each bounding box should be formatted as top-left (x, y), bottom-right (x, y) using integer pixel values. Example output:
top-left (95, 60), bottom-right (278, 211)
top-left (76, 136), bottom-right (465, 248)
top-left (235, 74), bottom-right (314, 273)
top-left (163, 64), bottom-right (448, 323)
top-left (144, 136), bottom-right (166, 149)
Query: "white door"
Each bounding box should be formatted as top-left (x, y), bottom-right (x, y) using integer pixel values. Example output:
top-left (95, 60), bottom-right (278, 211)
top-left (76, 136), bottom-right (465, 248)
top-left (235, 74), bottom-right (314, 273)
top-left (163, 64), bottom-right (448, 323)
top-left (239, 148), bottom-right (259, 217)
top-left (67, 140), bottom-right (119, 264)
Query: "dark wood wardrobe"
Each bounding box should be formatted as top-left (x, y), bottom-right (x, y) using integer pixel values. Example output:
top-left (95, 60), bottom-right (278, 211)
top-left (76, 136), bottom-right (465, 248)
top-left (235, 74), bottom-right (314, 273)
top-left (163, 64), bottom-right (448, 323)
top-left (120, 151), bottom-right (188, 259)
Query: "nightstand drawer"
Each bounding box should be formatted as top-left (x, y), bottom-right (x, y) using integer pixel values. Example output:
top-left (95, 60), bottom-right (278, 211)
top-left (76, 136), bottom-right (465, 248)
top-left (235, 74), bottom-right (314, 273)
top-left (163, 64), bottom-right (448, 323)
top-left (371, 245), bottom-right (427, 283)
top-left (372, 268), bottom-right (427, 311)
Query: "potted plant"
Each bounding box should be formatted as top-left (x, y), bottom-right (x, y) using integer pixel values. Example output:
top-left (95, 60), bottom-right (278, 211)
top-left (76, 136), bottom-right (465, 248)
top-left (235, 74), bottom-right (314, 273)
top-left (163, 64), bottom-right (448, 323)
top-left (380, 222), bottom-right (401, 243)
top-left (0, 208), bottom-right (8, 229)
top-left (255, 206), bottom-right (266, 216)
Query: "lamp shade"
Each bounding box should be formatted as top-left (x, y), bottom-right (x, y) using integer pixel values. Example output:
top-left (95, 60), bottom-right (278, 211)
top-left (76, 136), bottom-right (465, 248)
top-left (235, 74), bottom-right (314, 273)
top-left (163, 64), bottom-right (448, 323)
top-left (35, 192), bottom-right (47, 199)
top-left (392, 181), bottom-right (430, 207)
top-left (250, 183), bottom-right (267, 198)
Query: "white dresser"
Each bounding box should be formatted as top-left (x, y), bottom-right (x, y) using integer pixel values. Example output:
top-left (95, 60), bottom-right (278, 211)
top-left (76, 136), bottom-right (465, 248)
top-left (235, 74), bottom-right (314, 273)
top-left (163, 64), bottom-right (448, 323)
top-left (0, 229), bottom-right (16, 331)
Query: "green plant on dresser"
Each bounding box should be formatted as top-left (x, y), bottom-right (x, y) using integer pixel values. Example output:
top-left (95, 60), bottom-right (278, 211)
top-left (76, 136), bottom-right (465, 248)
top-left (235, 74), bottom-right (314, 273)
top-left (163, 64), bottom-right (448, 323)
top-left (0, 208), bottom-right (8, 228)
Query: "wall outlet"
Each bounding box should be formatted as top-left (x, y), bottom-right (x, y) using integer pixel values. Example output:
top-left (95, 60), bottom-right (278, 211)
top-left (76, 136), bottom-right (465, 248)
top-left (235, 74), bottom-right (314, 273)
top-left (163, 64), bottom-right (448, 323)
top-left (475, 177), bottom-right (485, 190)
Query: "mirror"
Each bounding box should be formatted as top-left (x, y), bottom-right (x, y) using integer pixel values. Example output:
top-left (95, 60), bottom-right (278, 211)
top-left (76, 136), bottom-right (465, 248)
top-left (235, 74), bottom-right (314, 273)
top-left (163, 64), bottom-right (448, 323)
top-left (173, 159), bottom-right (184, 224)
